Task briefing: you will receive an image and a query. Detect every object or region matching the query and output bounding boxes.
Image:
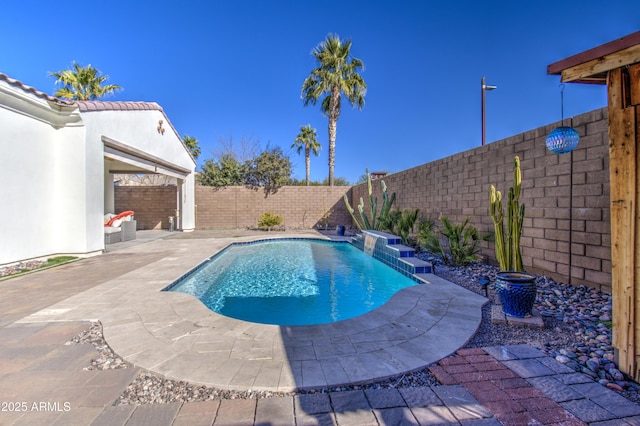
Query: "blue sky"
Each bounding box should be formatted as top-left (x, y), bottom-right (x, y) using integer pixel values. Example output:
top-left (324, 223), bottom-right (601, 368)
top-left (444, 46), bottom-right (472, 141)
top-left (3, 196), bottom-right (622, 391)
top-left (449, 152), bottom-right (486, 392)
top-left (2, 1), bottom-right (638, 184)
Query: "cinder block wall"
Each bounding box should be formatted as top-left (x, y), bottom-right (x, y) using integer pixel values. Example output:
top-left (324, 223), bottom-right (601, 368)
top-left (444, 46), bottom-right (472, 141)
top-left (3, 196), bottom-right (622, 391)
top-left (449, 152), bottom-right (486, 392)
top-left (195, 186), bottom-right (352, 230)
top-left (351, 107), bottom-right (611, 291)
top-left (115, 186), bottom-right (177, 230)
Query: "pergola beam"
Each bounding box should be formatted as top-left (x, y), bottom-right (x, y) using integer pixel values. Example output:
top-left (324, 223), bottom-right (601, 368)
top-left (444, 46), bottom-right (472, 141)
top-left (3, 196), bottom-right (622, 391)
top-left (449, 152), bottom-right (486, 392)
top-left (548, 31), bottom-right (640, 84)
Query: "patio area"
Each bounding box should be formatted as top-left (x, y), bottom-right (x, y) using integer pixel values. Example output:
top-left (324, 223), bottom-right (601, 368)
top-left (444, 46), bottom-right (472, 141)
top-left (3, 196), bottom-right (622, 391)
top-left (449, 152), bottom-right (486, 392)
top-left (2, 231), bottom-right (639, 425)
top-left (14, 230), bottom-right (487, 391)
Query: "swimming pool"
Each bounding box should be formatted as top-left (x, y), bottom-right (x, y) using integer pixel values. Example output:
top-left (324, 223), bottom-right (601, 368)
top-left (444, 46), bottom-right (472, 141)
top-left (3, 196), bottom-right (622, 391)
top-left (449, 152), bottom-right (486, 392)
top-left (166, 239), bottom-right (419, 326)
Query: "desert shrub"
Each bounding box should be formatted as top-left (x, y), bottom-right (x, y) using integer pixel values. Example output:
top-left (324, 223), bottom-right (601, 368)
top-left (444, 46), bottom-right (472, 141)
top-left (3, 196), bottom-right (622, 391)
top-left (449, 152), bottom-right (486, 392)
top-left (418, 215), bottom-right (488, 266)
top-left (257, 212), bottom-right (283, 231)
top-left (379, 209), bottom-right (420, 244)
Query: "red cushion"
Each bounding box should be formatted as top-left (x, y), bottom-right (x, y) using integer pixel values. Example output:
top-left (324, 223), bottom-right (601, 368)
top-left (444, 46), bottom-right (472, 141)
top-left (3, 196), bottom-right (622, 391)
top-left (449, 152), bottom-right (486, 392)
top-left (106, 211), bottom-right (134, 227)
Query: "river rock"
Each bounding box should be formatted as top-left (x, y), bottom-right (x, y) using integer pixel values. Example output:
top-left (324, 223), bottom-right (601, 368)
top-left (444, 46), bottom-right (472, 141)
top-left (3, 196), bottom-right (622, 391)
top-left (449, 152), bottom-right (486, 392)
top-left (610, 369), bottom-right (625, 381)
top-left (607, 382), bottom-right (624, 392)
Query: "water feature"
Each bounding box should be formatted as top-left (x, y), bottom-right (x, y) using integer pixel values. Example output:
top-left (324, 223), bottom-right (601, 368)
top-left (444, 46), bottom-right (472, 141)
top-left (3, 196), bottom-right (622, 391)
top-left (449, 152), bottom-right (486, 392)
top-left (363, 232), bottom-right (378, 256)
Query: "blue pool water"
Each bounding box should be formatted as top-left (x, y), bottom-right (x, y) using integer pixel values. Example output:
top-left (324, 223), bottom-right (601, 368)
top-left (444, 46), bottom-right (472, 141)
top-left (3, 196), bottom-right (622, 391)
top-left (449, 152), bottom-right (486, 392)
top-left (166, 239), bottom-right (418, 326)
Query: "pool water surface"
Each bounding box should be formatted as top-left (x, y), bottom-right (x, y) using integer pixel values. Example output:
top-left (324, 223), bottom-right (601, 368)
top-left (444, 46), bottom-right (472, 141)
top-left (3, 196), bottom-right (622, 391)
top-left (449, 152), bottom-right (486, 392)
top-left (166, 239), bottom-right (418, 325)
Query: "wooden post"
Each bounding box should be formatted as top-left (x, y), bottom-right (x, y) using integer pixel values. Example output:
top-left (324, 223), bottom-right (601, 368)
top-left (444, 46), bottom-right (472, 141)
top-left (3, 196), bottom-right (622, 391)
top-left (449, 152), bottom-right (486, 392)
top-left (548, 32), bottom-right (640, 380)
top-left (608, 65), bottom-right (640, 380)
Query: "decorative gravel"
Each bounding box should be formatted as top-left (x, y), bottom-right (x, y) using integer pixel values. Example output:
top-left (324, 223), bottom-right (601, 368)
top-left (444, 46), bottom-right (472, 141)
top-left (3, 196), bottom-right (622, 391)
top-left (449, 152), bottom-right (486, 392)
top-left (0, 260), bottom-right (46, 278)
top-left (65, 322), bottom-right (129, 370)
top-left (67, 253), bottom-right (640, 406)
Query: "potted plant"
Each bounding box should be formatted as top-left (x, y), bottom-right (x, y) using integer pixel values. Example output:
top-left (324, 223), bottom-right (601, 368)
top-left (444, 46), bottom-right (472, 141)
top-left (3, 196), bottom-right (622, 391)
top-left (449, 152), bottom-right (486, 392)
top-left (489, 156), bottom-right (537, 318)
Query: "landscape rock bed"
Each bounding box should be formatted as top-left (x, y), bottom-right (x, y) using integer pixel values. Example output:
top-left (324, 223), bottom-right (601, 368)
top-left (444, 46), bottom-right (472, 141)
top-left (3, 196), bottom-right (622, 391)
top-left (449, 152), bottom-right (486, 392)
top-left (66, 322), bottom-right (129, 370)
top-left (0, 260), bottom-right (46, 278)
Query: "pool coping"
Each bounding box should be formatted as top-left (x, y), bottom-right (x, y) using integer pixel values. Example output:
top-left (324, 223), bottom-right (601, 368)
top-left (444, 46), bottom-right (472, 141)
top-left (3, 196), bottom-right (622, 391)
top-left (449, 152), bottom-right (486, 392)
top-left (18, 232), bottom-right (488, 392)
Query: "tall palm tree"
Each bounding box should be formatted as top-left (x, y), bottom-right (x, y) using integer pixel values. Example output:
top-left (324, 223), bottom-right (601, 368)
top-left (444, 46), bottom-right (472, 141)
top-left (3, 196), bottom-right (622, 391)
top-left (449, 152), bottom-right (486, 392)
top-left (292, 125), bottom-right (321, 186)
top-left (302, 34), bottom-right (366, 186)
top-left (182, 135), bottom-right (201, 160)
top-left (49, 61), bottom-right (121, 100)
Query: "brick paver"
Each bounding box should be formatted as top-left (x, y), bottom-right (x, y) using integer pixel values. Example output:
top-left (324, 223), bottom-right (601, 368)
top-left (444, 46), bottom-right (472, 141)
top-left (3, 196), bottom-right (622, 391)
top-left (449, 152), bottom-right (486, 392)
top-left (431, 346), bottom-right (591, 425)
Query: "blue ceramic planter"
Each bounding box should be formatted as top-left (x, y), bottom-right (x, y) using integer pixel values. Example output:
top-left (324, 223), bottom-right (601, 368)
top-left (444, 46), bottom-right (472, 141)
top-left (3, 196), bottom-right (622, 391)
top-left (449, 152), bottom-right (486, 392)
top-left (495, 271), bottom-right (537, 318)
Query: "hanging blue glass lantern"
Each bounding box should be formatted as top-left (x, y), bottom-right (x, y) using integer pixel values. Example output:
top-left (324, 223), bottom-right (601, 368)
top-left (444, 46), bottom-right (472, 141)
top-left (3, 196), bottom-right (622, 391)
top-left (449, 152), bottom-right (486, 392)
top-left (546, 126), bottom-right (580, 154)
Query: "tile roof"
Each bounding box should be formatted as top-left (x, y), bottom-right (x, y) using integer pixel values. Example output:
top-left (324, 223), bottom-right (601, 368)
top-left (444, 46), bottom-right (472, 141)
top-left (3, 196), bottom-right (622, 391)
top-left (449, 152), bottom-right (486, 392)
top-left (0, 72), bottom-right (74, 105)
top-left (75, 101), bottom-right (163, 112)
top-left (0, 73), bottom-right (163, 112)
top-left (1, 72), bottom-right (193, 162)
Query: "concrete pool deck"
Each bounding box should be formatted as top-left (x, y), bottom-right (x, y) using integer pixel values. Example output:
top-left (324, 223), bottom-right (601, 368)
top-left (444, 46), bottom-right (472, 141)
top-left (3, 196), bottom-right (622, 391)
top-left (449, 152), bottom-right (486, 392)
top-left (16, 230), bottom-right (487, 392)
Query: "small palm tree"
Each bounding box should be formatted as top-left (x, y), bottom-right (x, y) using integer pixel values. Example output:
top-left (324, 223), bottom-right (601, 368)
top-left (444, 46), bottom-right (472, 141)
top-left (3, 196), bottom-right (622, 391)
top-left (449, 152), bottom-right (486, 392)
top-left (182, 135), bottom-right (201, 160)
top-left (49, 61), bottom-right (121, 100)
top-left (302, 34), bottom-right (366, 186)
top-left (292, 125), bottom-right (321, 186)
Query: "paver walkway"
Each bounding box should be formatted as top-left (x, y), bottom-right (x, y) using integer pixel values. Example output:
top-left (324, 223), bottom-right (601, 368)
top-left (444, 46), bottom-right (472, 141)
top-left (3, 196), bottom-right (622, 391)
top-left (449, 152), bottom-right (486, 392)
top-left (0, 231), bottom-right (639, 425)
top-left (2, 321), bottom-right (639, 425)
top-left (430, 345), bottom-right (640, 425)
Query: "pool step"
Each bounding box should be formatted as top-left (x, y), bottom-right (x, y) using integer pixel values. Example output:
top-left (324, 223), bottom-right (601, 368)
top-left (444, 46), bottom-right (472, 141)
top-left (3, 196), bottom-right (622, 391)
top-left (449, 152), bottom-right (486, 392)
top-left (399, 256), bottom-right (432, 274)
top-left (350, 230), bottom-right (432, 277)
top-left (387, 244), bottom-right (417, 258)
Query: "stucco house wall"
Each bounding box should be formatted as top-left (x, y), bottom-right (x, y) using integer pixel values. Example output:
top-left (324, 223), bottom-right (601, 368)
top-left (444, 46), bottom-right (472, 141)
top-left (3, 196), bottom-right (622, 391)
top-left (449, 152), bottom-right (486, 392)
top-left (0, 76), bottom-right (88, 263)
top-left (0, 73), bottom-right (195, 266)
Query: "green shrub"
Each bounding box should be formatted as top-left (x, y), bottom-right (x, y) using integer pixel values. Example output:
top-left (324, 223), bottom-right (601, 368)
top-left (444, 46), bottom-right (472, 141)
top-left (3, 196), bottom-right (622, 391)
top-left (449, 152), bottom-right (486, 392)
top-left (258, 212), bottom-right (284, 231)
top-left (418, 215), bottom-right (489, 266)
top-left (417, 217), bottom-right (445, 259)
top-left (379, 209), bottom-right (420, 244)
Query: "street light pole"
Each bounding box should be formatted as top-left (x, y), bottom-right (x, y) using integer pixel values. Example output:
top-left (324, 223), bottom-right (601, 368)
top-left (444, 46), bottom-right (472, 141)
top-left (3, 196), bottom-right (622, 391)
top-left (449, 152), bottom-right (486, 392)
top-left (481, 76), bottom-right (497, 146)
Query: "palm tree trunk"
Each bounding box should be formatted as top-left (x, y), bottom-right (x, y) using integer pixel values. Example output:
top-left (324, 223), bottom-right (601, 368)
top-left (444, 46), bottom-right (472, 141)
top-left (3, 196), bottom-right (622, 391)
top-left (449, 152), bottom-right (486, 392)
top-left (305, 146), bottom-right (311, 186)
top-left (328, 119), bottom-right (336, 186)
top-left (328, 88), bottom-right (341, 186)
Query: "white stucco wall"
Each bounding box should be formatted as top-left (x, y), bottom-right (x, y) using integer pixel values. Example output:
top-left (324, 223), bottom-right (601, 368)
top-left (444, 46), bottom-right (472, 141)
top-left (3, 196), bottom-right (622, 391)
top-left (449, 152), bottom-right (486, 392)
top-left (51, 123), bottom-right (103, 255)
top-left (1, 76), bottom-right (196, 266)
top-left (1, 108), bottom-right (59, 263)
top-left (81, 109), bottom-right (195, 171)
top-left (0, 81), bottom-right (90, 264)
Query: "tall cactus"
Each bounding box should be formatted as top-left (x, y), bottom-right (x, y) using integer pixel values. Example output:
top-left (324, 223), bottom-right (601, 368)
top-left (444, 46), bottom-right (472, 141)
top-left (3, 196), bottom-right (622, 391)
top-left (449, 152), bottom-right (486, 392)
top-left (489, 156), bottom-right (525, 271)
top-left (344, 168), bottom-right (395, 230)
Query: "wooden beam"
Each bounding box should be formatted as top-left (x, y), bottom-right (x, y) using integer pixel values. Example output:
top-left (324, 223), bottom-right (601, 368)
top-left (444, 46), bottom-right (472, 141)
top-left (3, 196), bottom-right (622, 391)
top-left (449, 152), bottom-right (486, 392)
top-left (608, 68), bottom-right (639, 379)
top-left (560, 44), bottom-right (640, 83)
top-left (549, 31), bottom-right (640, 76)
